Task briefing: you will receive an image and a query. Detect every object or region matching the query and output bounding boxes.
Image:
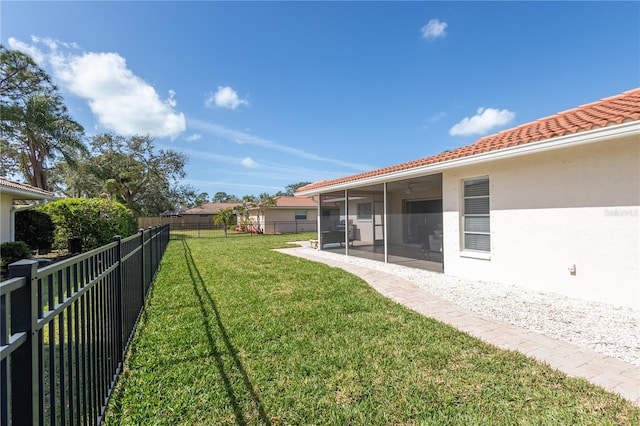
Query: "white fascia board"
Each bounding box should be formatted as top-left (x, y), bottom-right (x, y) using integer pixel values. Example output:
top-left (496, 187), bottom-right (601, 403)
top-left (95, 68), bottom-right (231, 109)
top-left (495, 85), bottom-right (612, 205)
top-left (296, 121), bottom-right (640, 196)
top-left (1, 187), bottom-right (56, 200)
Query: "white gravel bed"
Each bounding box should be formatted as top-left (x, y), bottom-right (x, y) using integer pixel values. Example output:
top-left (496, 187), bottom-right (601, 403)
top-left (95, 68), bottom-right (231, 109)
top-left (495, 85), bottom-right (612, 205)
top-left (297, 246), bottom-right (640, 366)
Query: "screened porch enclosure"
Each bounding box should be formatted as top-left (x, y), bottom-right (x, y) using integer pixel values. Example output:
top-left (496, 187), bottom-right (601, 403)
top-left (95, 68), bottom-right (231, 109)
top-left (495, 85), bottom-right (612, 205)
top-left (318, 174), bottom-right (443, 273)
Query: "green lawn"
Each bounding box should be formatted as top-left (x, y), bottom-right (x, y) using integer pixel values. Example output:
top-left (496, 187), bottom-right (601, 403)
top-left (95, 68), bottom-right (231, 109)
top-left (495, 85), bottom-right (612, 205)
top-left (104, 234), bottom-right (639, 425)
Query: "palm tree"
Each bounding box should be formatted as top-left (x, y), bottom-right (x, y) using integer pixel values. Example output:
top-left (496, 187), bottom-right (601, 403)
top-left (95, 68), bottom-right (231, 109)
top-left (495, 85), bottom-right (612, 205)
top-left (254, 193), bottom-right (276, 233)
top-left (5, 93), bottom-right (85, 189)
top-left (1, 46), bottom-right (86, 188)
top-left (214, 208), bottom-right (235, 237)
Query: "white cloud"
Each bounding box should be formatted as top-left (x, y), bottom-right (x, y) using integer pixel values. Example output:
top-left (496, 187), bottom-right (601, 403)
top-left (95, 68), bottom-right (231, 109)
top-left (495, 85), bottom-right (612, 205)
top-left (205, 86), bottom-right (249, 110)
top-left (31, 36), bottom-right (79, 51)
top-left (8, 37), bottom-right (45, 63)
top-left (449, 107), bottom-right (515, 136)
top-left (421, 19), bottom-right (448, 40)
top-left (173, 145), bottom-right (344, 185)
top-left (188, 118), bottom-right (373, 171)
top-left (240, 157), bottom-right (259, 168)
top-left (54, 52), bottom-right (185, 138)
top-left (8, 37), bottom-right (186, 139)
top-left (427, 111), bottom-right (447, 123)
top-left (186, 133), bottom-right (202, 141)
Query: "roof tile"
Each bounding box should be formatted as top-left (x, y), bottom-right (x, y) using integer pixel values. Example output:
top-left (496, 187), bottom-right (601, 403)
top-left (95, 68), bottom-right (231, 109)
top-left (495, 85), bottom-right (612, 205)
top-left (298, 88), bottom-right (640, 193)
top-left (0, 178), bottom-right (55, 198)
top-left (272, 196), bottom-right (316, 207)
top-left (181, 202), bottom-right (241, 214)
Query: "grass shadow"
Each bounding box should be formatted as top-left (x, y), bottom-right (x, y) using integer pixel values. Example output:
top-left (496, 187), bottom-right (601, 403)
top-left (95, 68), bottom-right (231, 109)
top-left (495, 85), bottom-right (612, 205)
top-left (181, 239), bottom-right (271, 425)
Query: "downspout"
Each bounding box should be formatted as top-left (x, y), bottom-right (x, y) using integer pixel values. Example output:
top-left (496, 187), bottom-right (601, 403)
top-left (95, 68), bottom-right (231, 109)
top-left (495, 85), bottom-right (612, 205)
top-left (313, 195), bottom-right (321, 248)
top-left (383, 182), bottom-right (388, 264)
top-left (344, 188), bottom-right (349, 256)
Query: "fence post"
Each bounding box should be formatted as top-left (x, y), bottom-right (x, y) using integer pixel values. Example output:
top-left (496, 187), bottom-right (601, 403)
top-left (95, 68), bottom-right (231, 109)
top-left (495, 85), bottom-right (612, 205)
top-left (139, 229), bottom-right (145, 301)
top-left (8, 259), bottom-right (39, 425)
top-left (113, 235), bottom-right (124, 359)
top-left (148, 227), bottom-right (154, 286)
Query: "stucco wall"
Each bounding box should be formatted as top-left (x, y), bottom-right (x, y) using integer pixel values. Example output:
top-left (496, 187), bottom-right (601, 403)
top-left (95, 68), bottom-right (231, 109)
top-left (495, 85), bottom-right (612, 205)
top-left (251, 208), bottom-right (318, 233)
top-left (264, 208), bottom-right (317, 223)
top-left (0, 193), bottom-right (13, 243)
top-left (347, 199), bottom-right (373, 242)
top-left (442, 136), bottom-right (640, 309)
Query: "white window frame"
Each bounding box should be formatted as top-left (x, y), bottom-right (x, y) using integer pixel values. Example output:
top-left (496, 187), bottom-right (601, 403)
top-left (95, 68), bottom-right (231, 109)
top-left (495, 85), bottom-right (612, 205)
top-left (294, 210), bottom-right (307, 220)
top-left (462, 176), bottom-right (490, 254)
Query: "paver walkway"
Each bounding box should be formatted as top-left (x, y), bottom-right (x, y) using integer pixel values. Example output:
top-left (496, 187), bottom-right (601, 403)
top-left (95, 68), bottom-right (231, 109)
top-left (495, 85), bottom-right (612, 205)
top-left (275, 244), bottom-right (640, 406)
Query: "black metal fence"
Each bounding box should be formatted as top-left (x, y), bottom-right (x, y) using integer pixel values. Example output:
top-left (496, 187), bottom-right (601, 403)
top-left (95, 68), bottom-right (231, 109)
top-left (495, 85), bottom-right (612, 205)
top-left (170, 220), bottom-right (317, 239)
top-left (0, 224), bottom-right (170, 426)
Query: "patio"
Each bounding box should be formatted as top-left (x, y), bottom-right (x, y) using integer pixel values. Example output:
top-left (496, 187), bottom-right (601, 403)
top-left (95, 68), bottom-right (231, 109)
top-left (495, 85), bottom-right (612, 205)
top-left (321, 241), bottom-right (443, 273)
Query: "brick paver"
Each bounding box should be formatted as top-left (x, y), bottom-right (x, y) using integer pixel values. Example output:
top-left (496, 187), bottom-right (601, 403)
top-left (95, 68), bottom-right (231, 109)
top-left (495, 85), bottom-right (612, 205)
top-left (276, 245), bottom-right (640, 406)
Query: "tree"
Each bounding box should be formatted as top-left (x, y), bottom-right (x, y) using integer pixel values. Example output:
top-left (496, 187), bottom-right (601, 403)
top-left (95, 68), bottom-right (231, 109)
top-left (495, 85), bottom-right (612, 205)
top-left (170, 184), bottom-right (198, 210)
top-left (194, 192), bottom-right (209, 206)
top-left (235, 193), bottom-right (275, 232)
top-left (79, 134), bottom-right (187, 216)
top-left (39, 198), bottom-right (137, 251)
top-left (15, 209), bottom-right (55, 254)
top-left (277, 182), bottom-right (312, 196)
top-left (253, 193), bottom-right (276, 232)
top-left (49, 151), bottom-right (102, 198)
top-left (213, 207), bottom-right (235, 238)
top-left (0, 45), bottom-right (52, 101)
top-left (1, 45), bottom-right (50, 178)
top-left (212, 191), bottom-right (239, 203)
top-left (1, 46), bottom-right (86, 188)
top-left (9, 93), bottom-right (85, 189)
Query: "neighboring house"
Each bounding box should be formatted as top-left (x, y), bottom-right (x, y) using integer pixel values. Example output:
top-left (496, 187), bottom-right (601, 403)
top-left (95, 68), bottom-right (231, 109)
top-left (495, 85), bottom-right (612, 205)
top-left (0, 178), bottom-right (57, 244)
top-left (180, 202), bottom-right (242, 225)
top-left (182, 202), bottom-right (241, 216)
top-left (138, 202), bottom-right (242, 228)
top-left (296, 88), bottom-right (640, 309)
top-left (247, 196), bottom-right (318, 234)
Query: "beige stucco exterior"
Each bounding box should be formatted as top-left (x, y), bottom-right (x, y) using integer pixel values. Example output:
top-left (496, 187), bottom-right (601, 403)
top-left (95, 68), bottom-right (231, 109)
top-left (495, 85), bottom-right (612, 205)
top-left (0, 193), bottom-right (14, 244)
top-left (442, 135), bottom-right (639, 309)
top-left (250, 207), bottom-right (318, 234)
top-left (305, 127), bottom-right (639, 310)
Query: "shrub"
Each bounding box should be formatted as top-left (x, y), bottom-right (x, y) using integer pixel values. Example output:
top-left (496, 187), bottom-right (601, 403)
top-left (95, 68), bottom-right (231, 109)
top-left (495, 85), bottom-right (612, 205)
top-left (1, 241), bottom-right (32, 278)
top-left (39, 198), bottom-right (138, 251)
top-left (15, 209), bottom-right (55, 254)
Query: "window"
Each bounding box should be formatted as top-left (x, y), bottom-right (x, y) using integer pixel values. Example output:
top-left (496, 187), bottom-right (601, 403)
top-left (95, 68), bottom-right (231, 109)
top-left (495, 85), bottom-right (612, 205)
top-left (462, 177), bottom-right (490, 252)
top-left (357, 203), bottom-right (372, 220)
top-left (294, 210), bottom-right (307, 220)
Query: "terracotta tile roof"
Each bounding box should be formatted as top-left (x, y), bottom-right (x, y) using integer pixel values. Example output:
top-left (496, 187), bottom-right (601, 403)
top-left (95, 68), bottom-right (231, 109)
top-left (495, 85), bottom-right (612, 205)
top-left (0, 177), bottom-right (56, 198)
top-left (181, 202), bottom-right (241, 214)
top-left (246, 196), bottom-right (317, 210)
top-left (272, 196), bottom-right (316, 207)
top-left (298, 88), bottom-right (640, 193)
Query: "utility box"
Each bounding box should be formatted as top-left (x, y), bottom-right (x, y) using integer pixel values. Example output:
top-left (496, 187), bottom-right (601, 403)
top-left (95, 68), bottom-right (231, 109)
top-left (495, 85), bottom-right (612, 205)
top-left (68, 236), bottom-right (82, 254)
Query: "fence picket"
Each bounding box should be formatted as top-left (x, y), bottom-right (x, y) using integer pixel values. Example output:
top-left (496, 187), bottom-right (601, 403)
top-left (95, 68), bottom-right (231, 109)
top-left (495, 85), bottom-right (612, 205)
top-left (0, 224), bottom-right (170, 426)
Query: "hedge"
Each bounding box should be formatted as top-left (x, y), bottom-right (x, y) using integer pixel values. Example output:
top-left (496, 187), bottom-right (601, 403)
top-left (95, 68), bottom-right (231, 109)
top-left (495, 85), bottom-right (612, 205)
top-left (38, 198), bottom-right (138, 252)
top-left (15, 209), bottom-right (55, 254)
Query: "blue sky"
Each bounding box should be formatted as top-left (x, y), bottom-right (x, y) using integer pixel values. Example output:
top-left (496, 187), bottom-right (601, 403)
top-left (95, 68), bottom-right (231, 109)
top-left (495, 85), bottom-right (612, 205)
top-left (2, 1), bottom-right (638, 198)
